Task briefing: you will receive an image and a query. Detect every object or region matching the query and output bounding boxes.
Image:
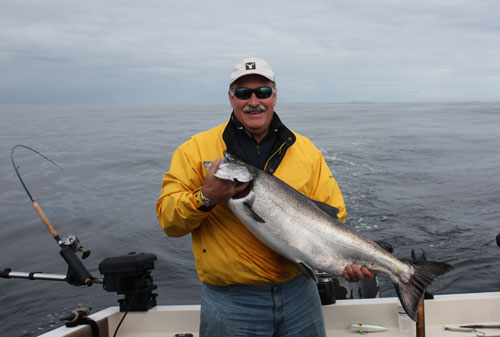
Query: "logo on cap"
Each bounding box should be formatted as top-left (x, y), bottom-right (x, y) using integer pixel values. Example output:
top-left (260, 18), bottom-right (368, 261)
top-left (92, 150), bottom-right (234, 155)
top-left (245, 62), bottom-right (256, 70)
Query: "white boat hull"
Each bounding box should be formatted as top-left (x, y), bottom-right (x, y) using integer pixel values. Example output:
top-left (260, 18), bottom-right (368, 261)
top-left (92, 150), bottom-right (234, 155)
top-left (39, 292), bottom-right (500, 337)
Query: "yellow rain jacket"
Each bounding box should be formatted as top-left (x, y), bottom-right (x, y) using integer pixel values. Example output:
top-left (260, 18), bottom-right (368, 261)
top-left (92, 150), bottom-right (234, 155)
top-left (156, 114), bottom-right (346, 286)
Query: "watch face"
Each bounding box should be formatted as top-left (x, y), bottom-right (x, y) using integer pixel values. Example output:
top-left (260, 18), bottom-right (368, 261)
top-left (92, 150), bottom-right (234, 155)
top-left (200, 190), bottom-right (212, 207)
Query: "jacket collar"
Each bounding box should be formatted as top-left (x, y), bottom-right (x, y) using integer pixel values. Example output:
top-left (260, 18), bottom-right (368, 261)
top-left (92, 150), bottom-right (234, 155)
top-left (223, 111), bottom-right (296, 174)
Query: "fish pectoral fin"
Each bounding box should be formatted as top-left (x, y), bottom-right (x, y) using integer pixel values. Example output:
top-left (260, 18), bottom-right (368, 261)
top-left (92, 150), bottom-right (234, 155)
top-left (311, 199), bottom-right (340, 220)
top-left (298, 262), bottom-right (318, 283)
top-left (243, 202), bottom-right (266, 223)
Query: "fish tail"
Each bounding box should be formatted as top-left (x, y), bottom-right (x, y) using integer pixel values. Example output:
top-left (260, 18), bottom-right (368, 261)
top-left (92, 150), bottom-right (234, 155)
top-left (393, 261), bottom-right (453, 321)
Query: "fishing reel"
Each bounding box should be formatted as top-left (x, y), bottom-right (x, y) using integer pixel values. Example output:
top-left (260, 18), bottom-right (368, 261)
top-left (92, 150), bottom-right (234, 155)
top-left (61, 234), bottom-right (91, 259)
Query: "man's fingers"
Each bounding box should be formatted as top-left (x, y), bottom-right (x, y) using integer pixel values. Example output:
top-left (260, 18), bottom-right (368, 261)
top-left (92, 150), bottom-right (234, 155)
top-left (343, 264), bottom-right (355, 282)
top-left (343, 264), bottom-right (375, 282)
top-left (361, 266), bottom-right (375, 279)
top-left (352, 264), bottom-right (364, 280)
top-left (342, 268), bottom-right (352, 282)
top-left (208, 157), bottom-right (221, 176)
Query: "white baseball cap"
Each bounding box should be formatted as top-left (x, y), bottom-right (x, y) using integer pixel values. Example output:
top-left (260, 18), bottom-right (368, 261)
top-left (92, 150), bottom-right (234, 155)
top-left (230, 57), bottom-right (276, 85)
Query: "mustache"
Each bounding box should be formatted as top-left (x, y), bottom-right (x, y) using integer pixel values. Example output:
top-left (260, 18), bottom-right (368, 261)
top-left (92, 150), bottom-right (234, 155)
top-left (243, 104), bottom-right (267, 113)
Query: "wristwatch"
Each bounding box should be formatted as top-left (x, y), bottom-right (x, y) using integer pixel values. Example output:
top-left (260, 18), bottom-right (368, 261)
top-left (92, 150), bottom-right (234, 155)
top-left (200, 189), bottom-right (214, 208)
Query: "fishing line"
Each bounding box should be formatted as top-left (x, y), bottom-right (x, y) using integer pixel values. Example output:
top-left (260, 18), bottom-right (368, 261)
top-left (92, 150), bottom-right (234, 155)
top-left (10, 144), bottom-right (64, 243)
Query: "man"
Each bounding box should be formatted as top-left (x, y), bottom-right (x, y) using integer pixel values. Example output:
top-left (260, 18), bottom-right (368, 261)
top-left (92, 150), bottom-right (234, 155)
top-left (156, 57), bottom-right (372, 337)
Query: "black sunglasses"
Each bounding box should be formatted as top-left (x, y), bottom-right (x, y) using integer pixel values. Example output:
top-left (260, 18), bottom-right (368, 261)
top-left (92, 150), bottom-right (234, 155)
top-left (231, 86), bottom-right (275, 100)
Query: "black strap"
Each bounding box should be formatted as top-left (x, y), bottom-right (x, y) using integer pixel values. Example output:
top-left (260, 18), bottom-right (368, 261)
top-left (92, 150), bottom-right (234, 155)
top-left (62, 308), bottom-right (100, 337)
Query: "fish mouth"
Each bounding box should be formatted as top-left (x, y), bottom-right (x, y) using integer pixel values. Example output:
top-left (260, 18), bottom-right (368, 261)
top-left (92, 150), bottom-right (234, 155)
top-left (232, 180), bottom-right (254, 199)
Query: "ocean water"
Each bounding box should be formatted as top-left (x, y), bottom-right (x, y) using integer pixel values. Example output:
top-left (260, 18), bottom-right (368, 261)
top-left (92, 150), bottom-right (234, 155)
top-left (0, 102), bottom-right (499, 336)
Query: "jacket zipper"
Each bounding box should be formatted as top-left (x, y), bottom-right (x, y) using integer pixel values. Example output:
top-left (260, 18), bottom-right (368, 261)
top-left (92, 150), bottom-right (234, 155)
top-left (263, 141), bottom-right (286, 172)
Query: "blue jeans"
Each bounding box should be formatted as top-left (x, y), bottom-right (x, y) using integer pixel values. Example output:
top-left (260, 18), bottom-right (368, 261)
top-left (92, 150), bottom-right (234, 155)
top-left (200, 274), bottom-right (326, 337)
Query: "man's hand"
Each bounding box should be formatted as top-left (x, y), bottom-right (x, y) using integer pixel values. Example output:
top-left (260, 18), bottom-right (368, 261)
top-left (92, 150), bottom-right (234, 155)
top-left (201, 157), bottom-right (250, 204)
top-left (342, 264), bottom-right (374, 282)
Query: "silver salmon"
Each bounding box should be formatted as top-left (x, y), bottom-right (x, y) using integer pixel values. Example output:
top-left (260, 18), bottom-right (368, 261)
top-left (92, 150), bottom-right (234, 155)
top-left (205, 152), bottom-right (452, 321)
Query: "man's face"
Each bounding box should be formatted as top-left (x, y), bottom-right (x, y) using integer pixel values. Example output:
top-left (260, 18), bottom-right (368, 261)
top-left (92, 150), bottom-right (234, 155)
top-left (228, 75), bottom-right (277, 142)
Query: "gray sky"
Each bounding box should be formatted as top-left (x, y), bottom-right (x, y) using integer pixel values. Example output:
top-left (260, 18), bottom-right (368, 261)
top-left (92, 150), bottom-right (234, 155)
top-left (1, 0), bottom-right (499, 105)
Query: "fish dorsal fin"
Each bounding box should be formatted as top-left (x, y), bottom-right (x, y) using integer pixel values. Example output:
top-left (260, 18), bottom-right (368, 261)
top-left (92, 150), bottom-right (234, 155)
top-left (243, 202), bottom-right (266, 223)
top-left (311, 199), bottom-right (340, 219)
top-left (298, 262), bottom-right (318, 283)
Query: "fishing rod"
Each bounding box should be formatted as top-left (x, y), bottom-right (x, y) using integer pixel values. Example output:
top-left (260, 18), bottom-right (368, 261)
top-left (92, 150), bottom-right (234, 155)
top-left (9, 145), bottom-right (95, 286)
top-left (5, 145), bottom-right (157, 305)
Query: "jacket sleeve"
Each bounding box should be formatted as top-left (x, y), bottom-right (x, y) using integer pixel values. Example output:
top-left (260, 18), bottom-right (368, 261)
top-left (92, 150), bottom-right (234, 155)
top-left (155, 142), bottom-right (210, 237)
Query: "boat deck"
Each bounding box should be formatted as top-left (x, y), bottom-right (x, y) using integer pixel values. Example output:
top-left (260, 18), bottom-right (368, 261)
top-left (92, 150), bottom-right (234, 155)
top-left (40, 291), bottom-right (500, 337)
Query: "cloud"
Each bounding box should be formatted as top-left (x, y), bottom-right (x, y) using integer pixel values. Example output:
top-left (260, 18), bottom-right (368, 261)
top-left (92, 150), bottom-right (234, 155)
top-left (0, 0), bottom-right (499, 104)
